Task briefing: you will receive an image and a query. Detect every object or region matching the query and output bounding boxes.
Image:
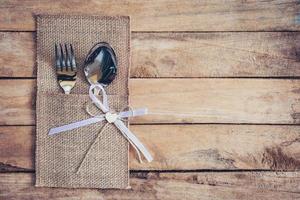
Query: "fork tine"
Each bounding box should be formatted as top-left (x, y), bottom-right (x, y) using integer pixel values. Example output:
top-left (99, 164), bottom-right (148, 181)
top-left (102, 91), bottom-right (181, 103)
top-left (55, 43), bottom-right (61, 70)
top-left (65, 43), bottom-right (71, 71)
top-left (59, 43), bottom-right (65, 69)
top-left (70, 44), bottom-right (76, 71)
top-left (55, 43), bottom-right (77, 94)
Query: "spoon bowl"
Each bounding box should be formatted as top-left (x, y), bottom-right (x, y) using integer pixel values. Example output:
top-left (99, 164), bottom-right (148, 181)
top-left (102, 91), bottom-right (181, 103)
top-left (84, 42), bottom-right (117, 86)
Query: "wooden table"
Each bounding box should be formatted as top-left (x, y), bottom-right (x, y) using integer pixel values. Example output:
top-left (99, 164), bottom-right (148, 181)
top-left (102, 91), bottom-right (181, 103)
top-left (1, 1), bottom-right (300, 199)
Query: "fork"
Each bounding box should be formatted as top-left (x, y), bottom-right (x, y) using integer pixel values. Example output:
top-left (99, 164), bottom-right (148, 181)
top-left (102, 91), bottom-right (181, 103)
top-left (55, 43), bottom-right (77, 94)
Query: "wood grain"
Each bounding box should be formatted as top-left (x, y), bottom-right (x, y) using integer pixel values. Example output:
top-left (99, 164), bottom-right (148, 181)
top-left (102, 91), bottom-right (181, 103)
top-left (1, 79), bottom-right (300, 125)
top-left (1, 32), bottom-right (300, 78)
top-left (1, 0), bottom-right (300, 31)
top-left (1, 125), bottom-right (299, 171)
top-left (0, 126), bottom-right (34, 171)
top-left (0, 80), bottom-right (35, 125)
top-left (0, 32), bottom-right (35, 77)
top-left (1, 172), bottom-right (299, 200)
top-left (132, 32), bottom-right (300, 78)
top-left (131, 79), bottom-right (300, 124)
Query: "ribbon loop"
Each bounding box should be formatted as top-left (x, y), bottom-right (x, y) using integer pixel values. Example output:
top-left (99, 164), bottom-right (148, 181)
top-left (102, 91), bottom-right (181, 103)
top-left (89, 83), bottom-right (109, 113)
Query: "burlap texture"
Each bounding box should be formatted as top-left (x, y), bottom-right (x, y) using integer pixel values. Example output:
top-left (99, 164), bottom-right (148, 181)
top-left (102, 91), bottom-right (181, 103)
top-left (36, 15), bottom-right (130, 189)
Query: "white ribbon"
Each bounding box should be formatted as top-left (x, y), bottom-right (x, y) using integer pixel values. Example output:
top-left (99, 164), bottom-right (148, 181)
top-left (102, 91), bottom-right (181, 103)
top-left (48, 84), bottom-right (153, 163)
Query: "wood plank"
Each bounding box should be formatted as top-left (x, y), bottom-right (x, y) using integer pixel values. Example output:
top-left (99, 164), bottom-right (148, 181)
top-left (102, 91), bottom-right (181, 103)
top-left (0, 80), bottom-right (35, 125)
top-left (1, 172), bottom-right (299, 200)
top-left (132, 32), bottom-right (300, 78)
top-left (1, 125), bottom-right (299, 171)
top-left (131, 79), bottom-right (300, 124)
top-left (0, 32), bottom-right (35, 77)
top-left (1, 0), bottom-right (300, 31)
top-left (0, 79), bottom-right (300, 125)
top-left (1, 32), bottom-right (300, 78)
top-left (0, 126), bottom-right (34, 171)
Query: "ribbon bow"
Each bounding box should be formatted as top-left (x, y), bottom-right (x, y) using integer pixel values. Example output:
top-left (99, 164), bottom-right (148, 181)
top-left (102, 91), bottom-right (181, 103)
top-left (49, 84), bottom-right (153, 172)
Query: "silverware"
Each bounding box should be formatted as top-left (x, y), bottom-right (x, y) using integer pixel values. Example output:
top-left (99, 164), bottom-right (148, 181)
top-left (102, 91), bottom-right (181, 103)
top-left (84, 42), bottom-right (117, 87)
top-left (55, 43), bottom-right (77, 94)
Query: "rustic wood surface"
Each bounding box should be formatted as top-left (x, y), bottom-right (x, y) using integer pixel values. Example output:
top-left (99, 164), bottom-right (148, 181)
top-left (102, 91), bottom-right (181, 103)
top-left (1, 0), bottom-right (300, 199)
top-left (1, 172), bottom-right (300, 200)
top-left (1, 125), bottom-right (300, 171)
top-left (1, 79), bottom-right (300, 125)
top-left (1, 0), bottom-right (300, 31)
top-left (1, 32), bottom-right (300, 78)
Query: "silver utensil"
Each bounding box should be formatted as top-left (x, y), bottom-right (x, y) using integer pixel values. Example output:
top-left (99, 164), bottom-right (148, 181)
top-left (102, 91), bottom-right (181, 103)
top-left (55, 43), bottom-right (77, 94)
top-left (84, 42), bottom-right (117, 88)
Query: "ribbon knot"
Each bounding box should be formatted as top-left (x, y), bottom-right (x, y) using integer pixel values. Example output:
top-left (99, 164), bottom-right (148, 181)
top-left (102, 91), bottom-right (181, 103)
top-left (105, 112), bottom-right (119, 123)
top-left (49, 84), bottom-right (153, 173)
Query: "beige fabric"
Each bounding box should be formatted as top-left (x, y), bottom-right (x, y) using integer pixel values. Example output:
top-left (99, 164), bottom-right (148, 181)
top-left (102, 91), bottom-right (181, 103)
top-left (35, 15), bottom-right (130, 189)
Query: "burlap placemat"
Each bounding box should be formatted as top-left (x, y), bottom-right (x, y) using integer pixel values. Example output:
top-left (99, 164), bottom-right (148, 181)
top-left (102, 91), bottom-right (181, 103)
top-left (35, 15), bottom-right (130, 189)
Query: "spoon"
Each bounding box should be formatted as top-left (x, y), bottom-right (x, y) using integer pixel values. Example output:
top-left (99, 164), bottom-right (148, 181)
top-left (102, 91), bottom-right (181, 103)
top-left (84, 42), bottom-right (117, 90)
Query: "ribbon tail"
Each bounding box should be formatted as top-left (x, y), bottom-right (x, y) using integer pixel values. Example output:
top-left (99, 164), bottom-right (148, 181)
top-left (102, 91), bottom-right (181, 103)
top-left (49, 116), bottom-right (105, 136)
top-left (119, 108), bottom-right (148, 118)
top-left (114, 119), bottom-right (153, 162)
